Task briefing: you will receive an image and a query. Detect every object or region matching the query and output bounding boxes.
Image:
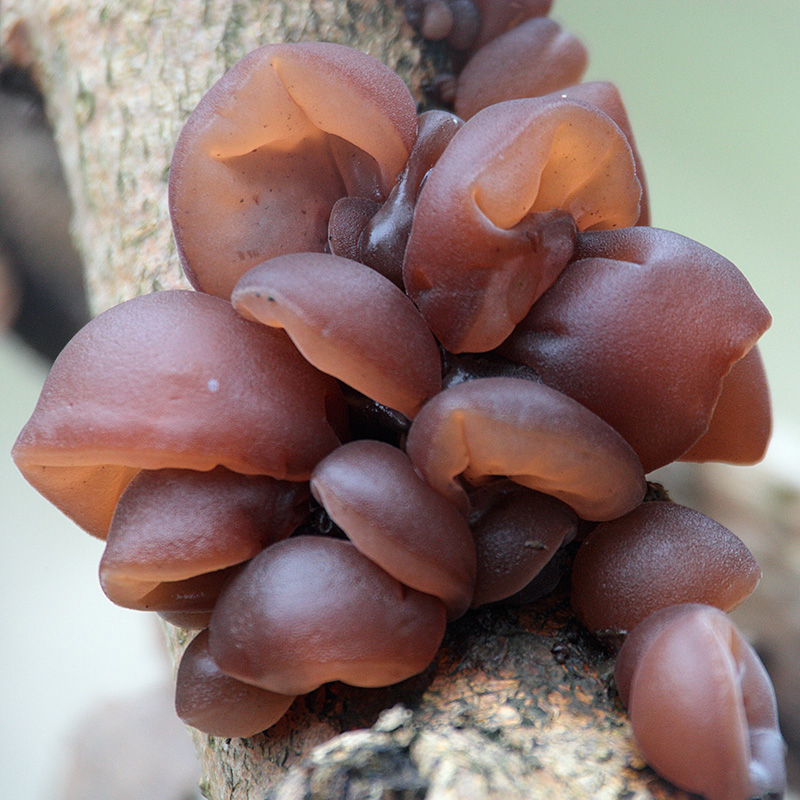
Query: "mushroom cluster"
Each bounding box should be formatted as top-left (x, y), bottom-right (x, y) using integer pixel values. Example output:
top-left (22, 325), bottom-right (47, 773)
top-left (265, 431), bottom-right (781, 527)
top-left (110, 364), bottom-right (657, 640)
top-left (12, 5), bottom-right (787, 799)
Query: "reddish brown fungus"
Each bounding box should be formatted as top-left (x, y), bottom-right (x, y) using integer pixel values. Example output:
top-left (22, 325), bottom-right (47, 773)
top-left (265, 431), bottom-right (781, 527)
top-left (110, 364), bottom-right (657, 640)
top-left (615, 605), bottom-right (787, 800)
top-left (99, 467), bottom-right (307, 609)
top-left (169, 42), bottom-right (417, 299)
top-left (176, 630), bottom-right (296, 738)
top-left (232, 252), bottom-right (441, 418)
top-left (501, 227), bottom-right (772, 472)
top-left (571, 502), bottom-right (761, 639)
top-left (209, 537), bottom-right (447, 695)
top-left (357, 110), bottom-right (463, 287)
top-left (455, 18), bottom-right (588, 120)
top-left (310, 440), bottom-right (476, 619)
top-left (11, 290), bottom-right (344, 537)
top-left (406, 377), bottom-right (646, 520)
top-left (404, 95), bottom-right (641, 352)
top-left (467, 481), bottom-right (577, 607)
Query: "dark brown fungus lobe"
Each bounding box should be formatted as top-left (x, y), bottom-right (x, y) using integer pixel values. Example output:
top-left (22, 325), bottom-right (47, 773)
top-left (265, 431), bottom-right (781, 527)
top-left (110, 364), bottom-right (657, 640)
top-left (11, 290), bottom-right (345, 537)
top-left (327, 197), bottom-right (380, 262)
top-left (232, 253), bottom-right (441, 418)
top-left (454, 18), bottom-right (588, 121)
top-left (168, 42), bottom-right (417, 299)
top-left (615, 604), bottom-right (787, 800)
top-left (99, 467), bottom-right (308, 611)
top-left (570, 502), bottom-right (761, 639)
top-left (681, 344), bottom-right (771, 465)
top-left (209, 537), bottom-right (447, 696)
top-left (357, 110), bottom-right (463, 287)
top-left (176, 630), bottom-right (296, 738)
top-left (403, 96), bottom-right (641, 352)
top-left (501, 227), bottom-right (772, 472)
top-left (467, 480), bottom-right (577, 607)
top-left (405, 377), bottom-right (646, 521)
top-left (310, 440), bottom-right (476, 619)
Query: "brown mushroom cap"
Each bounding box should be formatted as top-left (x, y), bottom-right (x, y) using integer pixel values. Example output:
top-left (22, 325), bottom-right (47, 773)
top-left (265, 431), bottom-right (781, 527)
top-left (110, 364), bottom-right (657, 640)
top-left (176, 630), bottom-right (296, 738)
top-left (12, 290), bottom-right (345, 537)
top-left (571, 502), bottom-right (761, 639)
top-left (455, 18), bottom-right (588, 120)
top-left (403, 96), bottom-right (641, 352)
top-left (405, 377), bottom-right (646, 521)
top-left (501, 227), bottom-right (772, 472)
top-left (169, 42), bottom-right (417, 299)
top-left (680, 345), bottom-right (771, 464)
top-left (310, 440), bottom-right (476, 619)
top-left (209, 536), bottom-right (447, 695)
top-left (615, 604), bottom-right (787, 800)
top-left (467, 480), bottom-right (577, 607)
top-left (232, 252), bottom-right (441, 418)
top-left (99, 467), bottom-right (308, 608)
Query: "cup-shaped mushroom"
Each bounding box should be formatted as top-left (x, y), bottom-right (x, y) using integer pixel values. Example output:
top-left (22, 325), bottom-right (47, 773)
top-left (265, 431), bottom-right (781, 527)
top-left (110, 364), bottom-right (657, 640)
top-left (455, 18), bottom-right (588, 120)
top-left (310, 440), bottom-right (476, 619)
top-left (615, 604), bottom-right (787, 800)
top-left (467, 480), bottom-right (577, 607)
top-left (11, 290), bottom-right (345, 538)
top-left (209, 536), bottom-right (447, 695)
top-left (571, 502), bottom-right (761, 639)
top-left (501, 227), bottom-right (772, 472)
top-left (472, 0), bottom-right (553, 51)
top-left (169, 42), bottom-right (418, 299)
top-left (327, 197), bottom-right (381, 262)
top-left (99, 467), bottom-right (308, 609)
top-left (680, 345), bottom-right (772, 465)
top-left (176, 630), bottom-right (296, 738)
top-left (552, 82), bottom-right (650, 226)
top-left (405, 377), bottom-right (646, 521)
top-left (232, 253), bottom-right (442, 418)
top-left (403, 96), bottom-right (641, 352)
top-left (357, 110), bottom-right (463, 287)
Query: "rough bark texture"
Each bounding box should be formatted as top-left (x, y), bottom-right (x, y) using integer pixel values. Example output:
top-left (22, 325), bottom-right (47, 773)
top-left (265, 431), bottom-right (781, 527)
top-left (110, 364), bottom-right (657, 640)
top-left (0, 2), bottom-right (690, 798)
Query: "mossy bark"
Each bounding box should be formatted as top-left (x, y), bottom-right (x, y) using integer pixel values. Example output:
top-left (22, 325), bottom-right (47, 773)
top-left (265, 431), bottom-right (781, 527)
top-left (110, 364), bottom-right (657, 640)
top-left (0, 2), bottom-right (687, 797)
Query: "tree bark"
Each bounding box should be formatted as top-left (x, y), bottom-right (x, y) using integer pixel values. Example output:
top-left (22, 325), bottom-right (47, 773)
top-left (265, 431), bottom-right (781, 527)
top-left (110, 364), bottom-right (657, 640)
top-left (0, 2), bottom-right (688, 798)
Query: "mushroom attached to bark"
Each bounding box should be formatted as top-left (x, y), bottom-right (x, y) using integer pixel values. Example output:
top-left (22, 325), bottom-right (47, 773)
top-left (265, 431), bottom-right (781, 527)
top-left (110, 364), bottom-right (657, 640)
top-left (571, 502), bottom-right (761, 639)
top-left (232, 253), bottom-right (441, 419)
top-left (11, 290), bottom-right (345, 537)
top-left (310, 440), bottom-right (476, 618)
top-left (176, 630), bottom-right (296, 738)
top-left (467, 480), bottom-right (577, 607)
top-left (501, 227), bottom-right (772, 472)
top-left (615, 604), bottom-right (787, 800)
top-left (99, 467), bottom-right (308, 613)
top-left (403, 96), bottom-right (641, 352)
top-left (169, 42), bottom-right (417, 299)
top-left (455, 17), bottom-right (588, 120)
top-left (209, 536), bottom-right (447, 695)
top-left (405, 377), bottom-right (646, 521)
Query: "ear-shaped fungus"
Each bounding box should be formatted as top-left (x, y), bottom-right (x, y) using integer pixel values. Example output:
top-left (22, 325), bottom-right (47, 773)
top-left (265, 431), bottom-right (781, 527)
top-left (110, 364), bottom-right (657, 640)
top-left (209, 537), bottom-right (447, 695)
top-left (11, 290), bottom-right (345, 537)
top-left (501, 227), bottom-right (772, 472)
top-left (467, 481), bottom-right (577, 607)
top-left (310, 440), bottom-right (476, 619)
top-left (169, 42), bottom-right (417, 299)
top-left (176, 630), bottom-right (296, 738)
top-left (356, 110), bottom-right (463, 287)
top-left (680, 345), bottom-right (771, 464)
top-left (571, 502), bottom-right (761, 639)
top-left (232, 253), bottom-right (441, 418)
top-left (455, 18), bottom-right (588, 120)
top-left (615, 604), bottom-right (787, 800)
top-left (403, 96), bottom-right (641, 352)
top-left (99, 467), bottom-right (307, 614)
top-left (405, 377), bottom-right (646, 520)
